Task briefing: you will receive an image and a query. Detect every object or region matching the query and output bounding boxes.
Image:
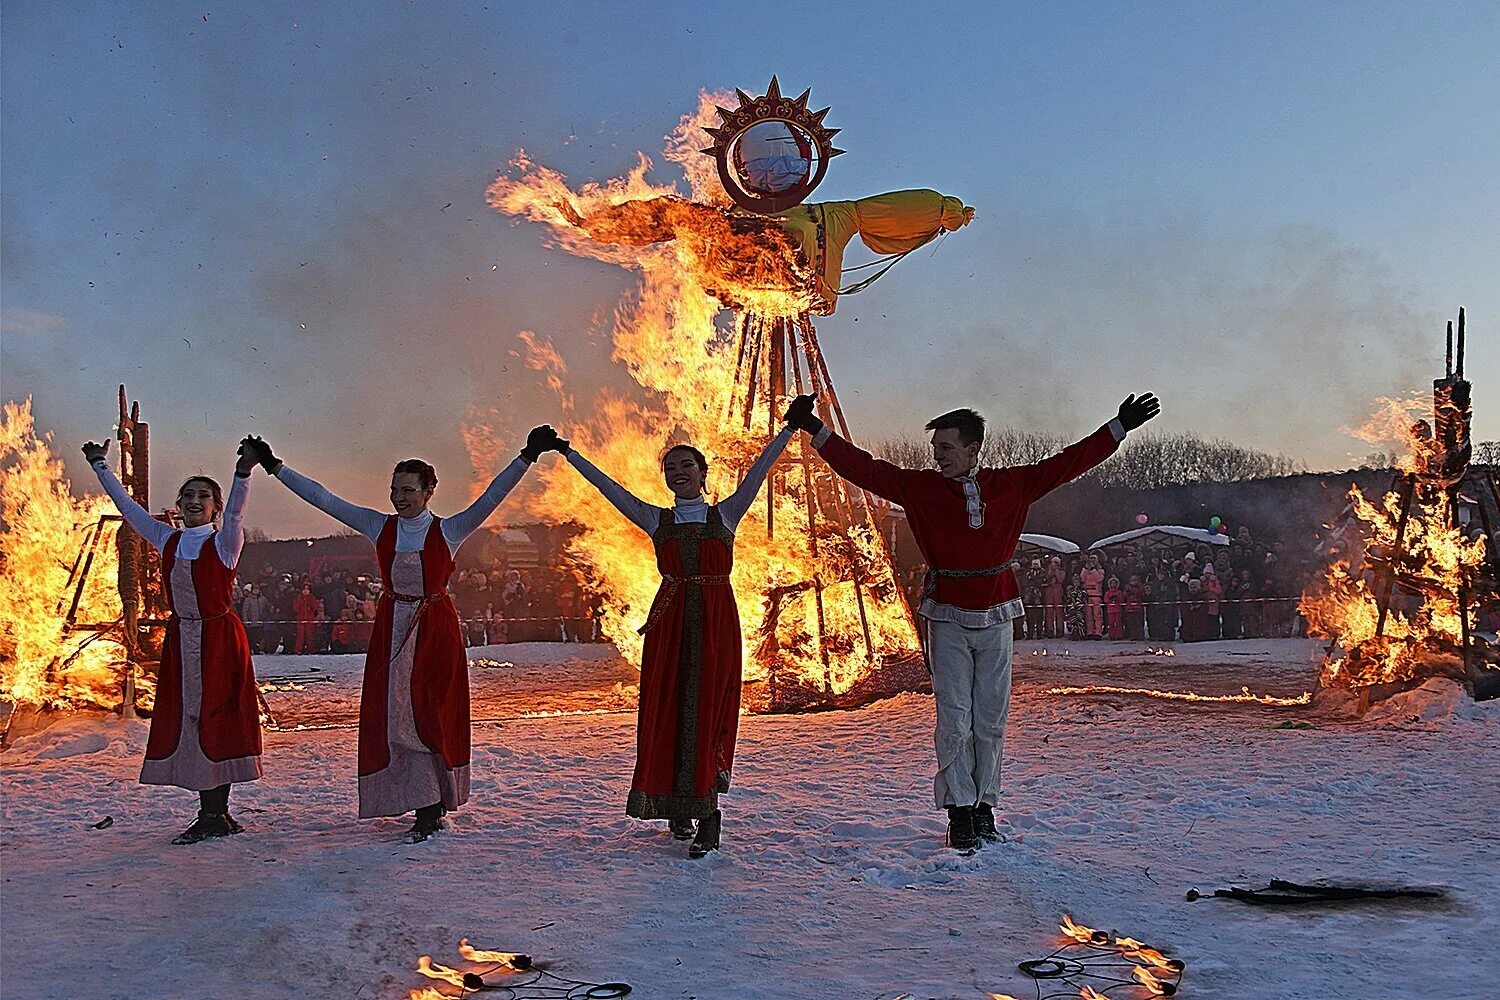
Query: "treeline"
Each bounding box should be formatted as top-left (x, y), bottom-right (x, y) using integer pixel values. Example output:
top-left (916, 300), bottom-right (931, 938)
top-left (874, 429), bottom-right (1301, 489)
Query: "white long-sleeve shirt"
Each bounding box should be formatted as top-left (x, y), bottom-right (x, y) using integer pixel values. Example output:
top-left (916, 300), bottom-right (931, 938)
top-left (274, 456), bottom-right (531, 553)
top-left (566, 427), bottom-right (793, 536)
top-left (91, 460), bottom-right (250, 569)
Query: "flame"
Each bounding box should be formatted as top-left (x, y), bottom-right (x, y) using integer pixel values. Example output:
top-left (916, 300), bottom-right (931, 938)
top-left (0, 400), bottom-right (130, 709)
top-left (456, 938), bottom-right (525, 968)
top-left (1133, 964), bottom-right (1168, 993)
top-left (477, 93), bottom-right (918, 696)
top-left (1060, 913), bottom-right (1102, 944)
top-left (1046, 684), bottom-right (1312, 706)
top-left (415, 956), bottom-right (465, 986)
top-left (1301, 397), bottom-right (1486, 689)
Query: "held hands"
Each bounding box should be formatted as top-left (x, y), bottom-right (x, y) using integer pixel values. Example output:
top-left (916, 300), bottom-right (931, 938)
top-left (783, 393), bottom-right (823, 436)
top-left (82, 440), bottom-right (110, 465)
top-left (1117, 393), bottom-right (1161, 432)
top-left (240, 435), bottom-right (282, 475)
top-left (521, 424), bottom-right (569, 463)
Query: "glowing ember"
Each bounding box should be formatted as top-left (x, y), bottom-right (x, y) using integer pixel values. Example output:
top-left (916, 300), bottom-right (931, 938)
top-left (1047, 684), bottom-right (1312, 706)
top-left (477, 92), bottom-right (919, 696)
top-left (1300, 396), bottom-right (1486, 689)
top-left (0, 399), bottom-right (129, 710)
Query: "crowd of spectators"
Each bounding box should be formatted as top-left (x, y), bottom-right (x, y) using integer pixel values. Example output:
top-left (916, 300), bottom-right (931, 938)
top-left (229, 563), bottom-right (599, 655)
top-left (899, 525), bottom-right (1317, 642)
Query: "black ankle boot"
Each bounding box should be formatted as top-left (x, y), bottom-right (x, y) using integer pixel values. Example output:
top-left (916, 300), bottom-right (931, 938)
top-left (688, 810), bottom-right (721, 859)
top-left (172, 809), bottom-right (233, 845)
top-left (974, 803), bottom-right (999, 844)
top-left (946, 806), bottom-right (978, 853)
top-left (669, 817), bottom-right (696, 841)
top-left (405, 803), bottom-right (446, 843)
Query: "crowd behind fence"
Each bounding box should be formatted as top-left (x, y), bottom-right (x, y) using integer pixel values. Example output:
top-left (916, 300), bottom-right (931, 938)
top-left (230, 527), bottom-right (1328, 654)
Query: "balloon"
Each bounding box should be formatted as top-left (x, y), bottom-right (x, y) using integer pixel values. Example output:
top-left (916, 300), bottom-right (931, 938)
top-left (1210, 516), bottom-right (1222, 528)
top-left (1219, 524), bottom-right (1229, 534)
top-left (1135, 513), bottom-right (1149, 525)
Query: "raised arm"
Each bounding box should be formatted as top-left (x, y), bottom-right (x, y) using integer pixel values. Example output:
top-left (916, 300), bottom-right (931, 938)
top-left (564, 450), bottom-right (659, 535)
top-left (214, 471), bottom-right (251, 568)
top-left (718, 426), bottom-right (793, 530)
top-left (1002, 394), bottom-right (1159, 504)
top-left (783, 393), bottom-right (912, 504)
top-left (441, 455), bottom-right (531, 549)
top-left (274, 465), bottom-right (387, 541)
top-left (84, 443), bottom-right (175, 552)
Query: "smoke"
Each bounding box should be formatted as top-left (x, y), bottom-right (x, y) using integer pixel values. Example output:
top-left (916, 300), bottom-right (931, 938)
top-left (835, 208), bottom-right (1429, 467)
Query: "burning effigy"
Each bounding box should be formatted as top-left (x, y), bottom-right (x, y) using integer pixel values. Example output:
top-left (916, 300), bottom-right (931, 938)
top-left (1300, 309), bottom-right (1499, 706)
top-left (482, 80), bottom-right (974, 708)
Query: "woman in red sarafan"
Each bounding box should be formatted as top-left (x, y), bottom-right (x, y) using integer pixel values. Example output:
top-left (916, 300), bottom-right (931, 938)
top-left (84, 438), bottom-right (262, 845)
top-left (242, 428), bottom-right (555, 842)
top-left (561, 424), bottom-right (793, 858)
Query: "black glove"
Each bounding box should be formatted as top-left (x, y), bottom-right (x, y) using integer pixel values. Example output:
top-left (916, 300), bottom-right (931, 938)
top-left (1117, 393), bottom-right (1161, 432)
top-left (241, 435), bottom-right (282, 474)
top-left (82, 440), bottom-right (110, 465)
top-left (521, 425), bottom-right (563, 463)
top-left (783, 393), bottom-right (823, 435)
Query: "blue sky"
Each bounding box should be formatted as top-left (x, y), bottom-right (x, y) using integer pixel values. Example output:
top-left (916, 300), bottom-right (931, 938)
top-left (3, 2), bottom-right (1496, 537)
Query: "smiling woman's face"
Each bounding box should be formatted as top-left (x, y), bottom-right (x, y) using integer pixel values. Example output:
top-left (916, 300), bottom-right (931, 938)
top-left (390, 473), bottom-right (434, 518)
top-left (662, 448), bottom-right (706, 500)
top-left (177, 479), bottom-right (220, 528)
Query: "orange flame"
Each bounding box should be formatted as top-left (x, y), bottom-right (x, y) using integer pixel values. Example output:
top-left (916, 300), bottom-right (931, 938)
top-left (1301, 397), bottom-right (1486, 689)
top-left (0, 399), bottom-right (129, 709)
top-left (456, 938), bottom-right (525, 968)
top-left (475, 93), bottom-right (918, 696)
top-left (415, 956), bottom-right (466, 986)
top-left (1046, 684), bottom-right (1312, 706)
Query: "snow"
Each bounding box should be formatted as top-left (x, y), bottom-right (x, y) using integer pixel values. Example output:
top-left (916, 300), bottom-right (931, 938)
top-left (3, 638), bottom-right (1498, 999)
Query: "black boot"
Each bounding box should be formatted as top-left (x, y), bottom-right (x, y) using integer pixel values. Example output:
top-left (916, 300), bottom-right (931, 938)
top-left (172, 809), bottom-right (234, 845)
top-left (668, 817), bottom-right (696, 841)
top-left (688, 810), bottom-right (721, 859)
top-left (405, 803), bottom-right (446, 843)
top-left (946, 806), bottom-right (978, 854)
top-left (974, 803), bottom-right (1000, 845)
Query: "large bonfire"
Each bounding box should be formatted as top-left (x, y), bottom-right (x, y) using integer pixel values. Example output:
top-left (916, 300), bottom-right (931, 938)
top-left (1300, 394), bottom-right (1487, 691)
top-left (476, 93), bottom-right (919, 699)
top-left (0, 400), bottom-right (130, 714)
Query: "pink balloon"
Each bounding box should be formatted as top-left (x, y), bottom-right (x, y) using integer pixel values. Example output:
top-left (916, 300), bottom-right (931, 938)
top-left (1135, 513), bottom-right (1149, 525)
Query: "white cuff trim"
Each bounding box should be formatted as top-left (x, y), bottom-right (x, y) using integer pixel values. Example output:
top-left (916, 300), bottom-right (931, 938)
top-left (1107, 418), bottom-right (1126, 442)
top-left (811, 426), bottom-right (833, 449)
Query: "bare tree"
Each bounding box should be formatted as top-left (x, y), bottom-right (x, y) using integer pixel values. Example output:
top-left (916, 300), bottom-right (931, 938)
top-left (1475, 440), bottom-right (1500, 467)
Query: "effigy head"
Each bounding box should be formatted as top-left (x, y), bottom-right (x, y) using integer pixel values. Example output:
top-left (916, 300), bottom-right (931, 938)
top-left (700, 76), bottom-right (844, 214)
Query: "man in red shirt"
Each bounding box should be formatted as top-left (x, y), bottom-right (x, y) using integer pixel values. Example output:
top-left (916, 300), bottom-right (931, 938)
top-left (785, 391), bottom-right (1160, 851)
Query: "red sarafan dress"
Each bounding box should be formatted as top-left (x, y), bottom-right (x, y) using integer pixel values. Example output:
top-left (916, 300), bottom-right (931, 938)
top-left (142, 531), bottom-right (263, 789)
top-left (357, 515), bottom-right (470, 818)
top-left (629, 506), bottom-right (743, 820)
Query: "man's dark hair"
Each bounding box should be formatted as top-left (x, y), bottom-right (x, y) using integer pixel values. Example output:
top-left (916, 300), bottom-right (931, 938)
top-left (392, 458), bottom-right (438, 491)
top-left (925, 408), bottom-right (986, 447)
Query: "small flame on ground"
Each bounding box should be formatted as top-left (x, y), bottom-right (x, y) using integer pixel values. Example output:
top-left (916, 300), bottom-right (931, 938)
top-left (457, 938), bottom-right (525, 967)
top-left (415, 956), bottom-right (465, 986)
top-left (1047, 684), bottom-right (1312, 706)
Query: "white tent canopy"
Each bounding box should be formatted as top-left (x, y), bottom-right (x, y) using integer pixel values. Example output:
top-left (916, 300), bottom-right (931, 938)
top-left (1088, 525), bottom-right (1230, 551)
top-left (1016, 533), bottom-right (1080, 555)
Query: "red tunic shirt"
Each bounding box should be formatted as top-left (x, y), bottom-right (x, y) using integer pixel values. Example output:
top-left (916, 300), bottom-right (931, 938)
top-left (813, 422), bottom-right (1123, 624)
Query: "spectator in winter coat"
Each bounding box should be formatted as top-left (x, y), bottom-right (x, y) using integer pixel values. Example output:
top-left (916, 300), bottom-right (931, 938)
top-left (1124, 575), bottom-right (1145, 640)
top-left (240, 584), bottom-right (271, 653)
top-left (1223, 570), bottom-right (1250, 639)
top-left (1044, 556), bottom-right (1066, 638)
top-left (1065, 572), bottom-right (1088, 639)
top-left (293, 584), bottom-right (321, 654)
top-left (1201, 564), bottom-right (1223, 640)
top-left (1022, 559), bottom-right (1046, 640)
top-left (1103, 577), bottom-right (1125, 639)
top-left (1080, 555), bottom-right (1106, 638)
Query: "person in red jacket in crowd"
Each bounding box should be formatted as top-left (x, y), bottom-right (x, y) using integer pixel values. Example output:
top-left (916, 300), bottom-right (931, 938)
top-left (1103, 576), bottom-right (1126, 639)
top-left (293, 583), bottom-right (322, 653)
top-left (784, 391), bottom-right (1160, 851)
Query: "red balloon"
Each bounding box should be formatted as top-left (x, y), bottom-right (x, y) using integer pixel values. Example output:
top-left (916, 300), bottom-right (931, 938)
top-left (1135, 513), bottom-right (1149, 525)
top-left (1218, 524), bottom-right (1229, 534)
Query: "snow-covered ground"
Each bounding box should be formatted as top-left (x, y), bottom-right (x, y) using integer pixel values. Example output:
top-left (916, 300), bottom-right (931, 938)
top-left (3, 638), bottom-right (1497, 999)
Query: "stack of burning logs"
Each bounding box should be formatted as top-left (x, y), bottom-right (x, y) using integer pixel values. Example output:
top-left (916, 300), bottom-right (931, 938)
top-left (1346, 309), bottom-right (1500, 703)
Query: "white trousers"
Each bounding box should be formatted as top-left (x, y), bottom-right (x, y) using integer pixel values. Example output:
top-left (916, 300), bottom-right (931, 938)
top-left (925, 617), bottom-right (1013, 809)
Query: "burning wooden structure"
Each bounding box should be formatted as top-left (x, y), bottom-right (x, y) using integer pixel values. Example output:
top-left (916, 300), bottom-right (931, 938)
top-left (0, 386), bottom-right (170, 744)
top-left (486, 81), bottom-right (974, 710)
top-left (1301, 309), bottom-right (1499, 705)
